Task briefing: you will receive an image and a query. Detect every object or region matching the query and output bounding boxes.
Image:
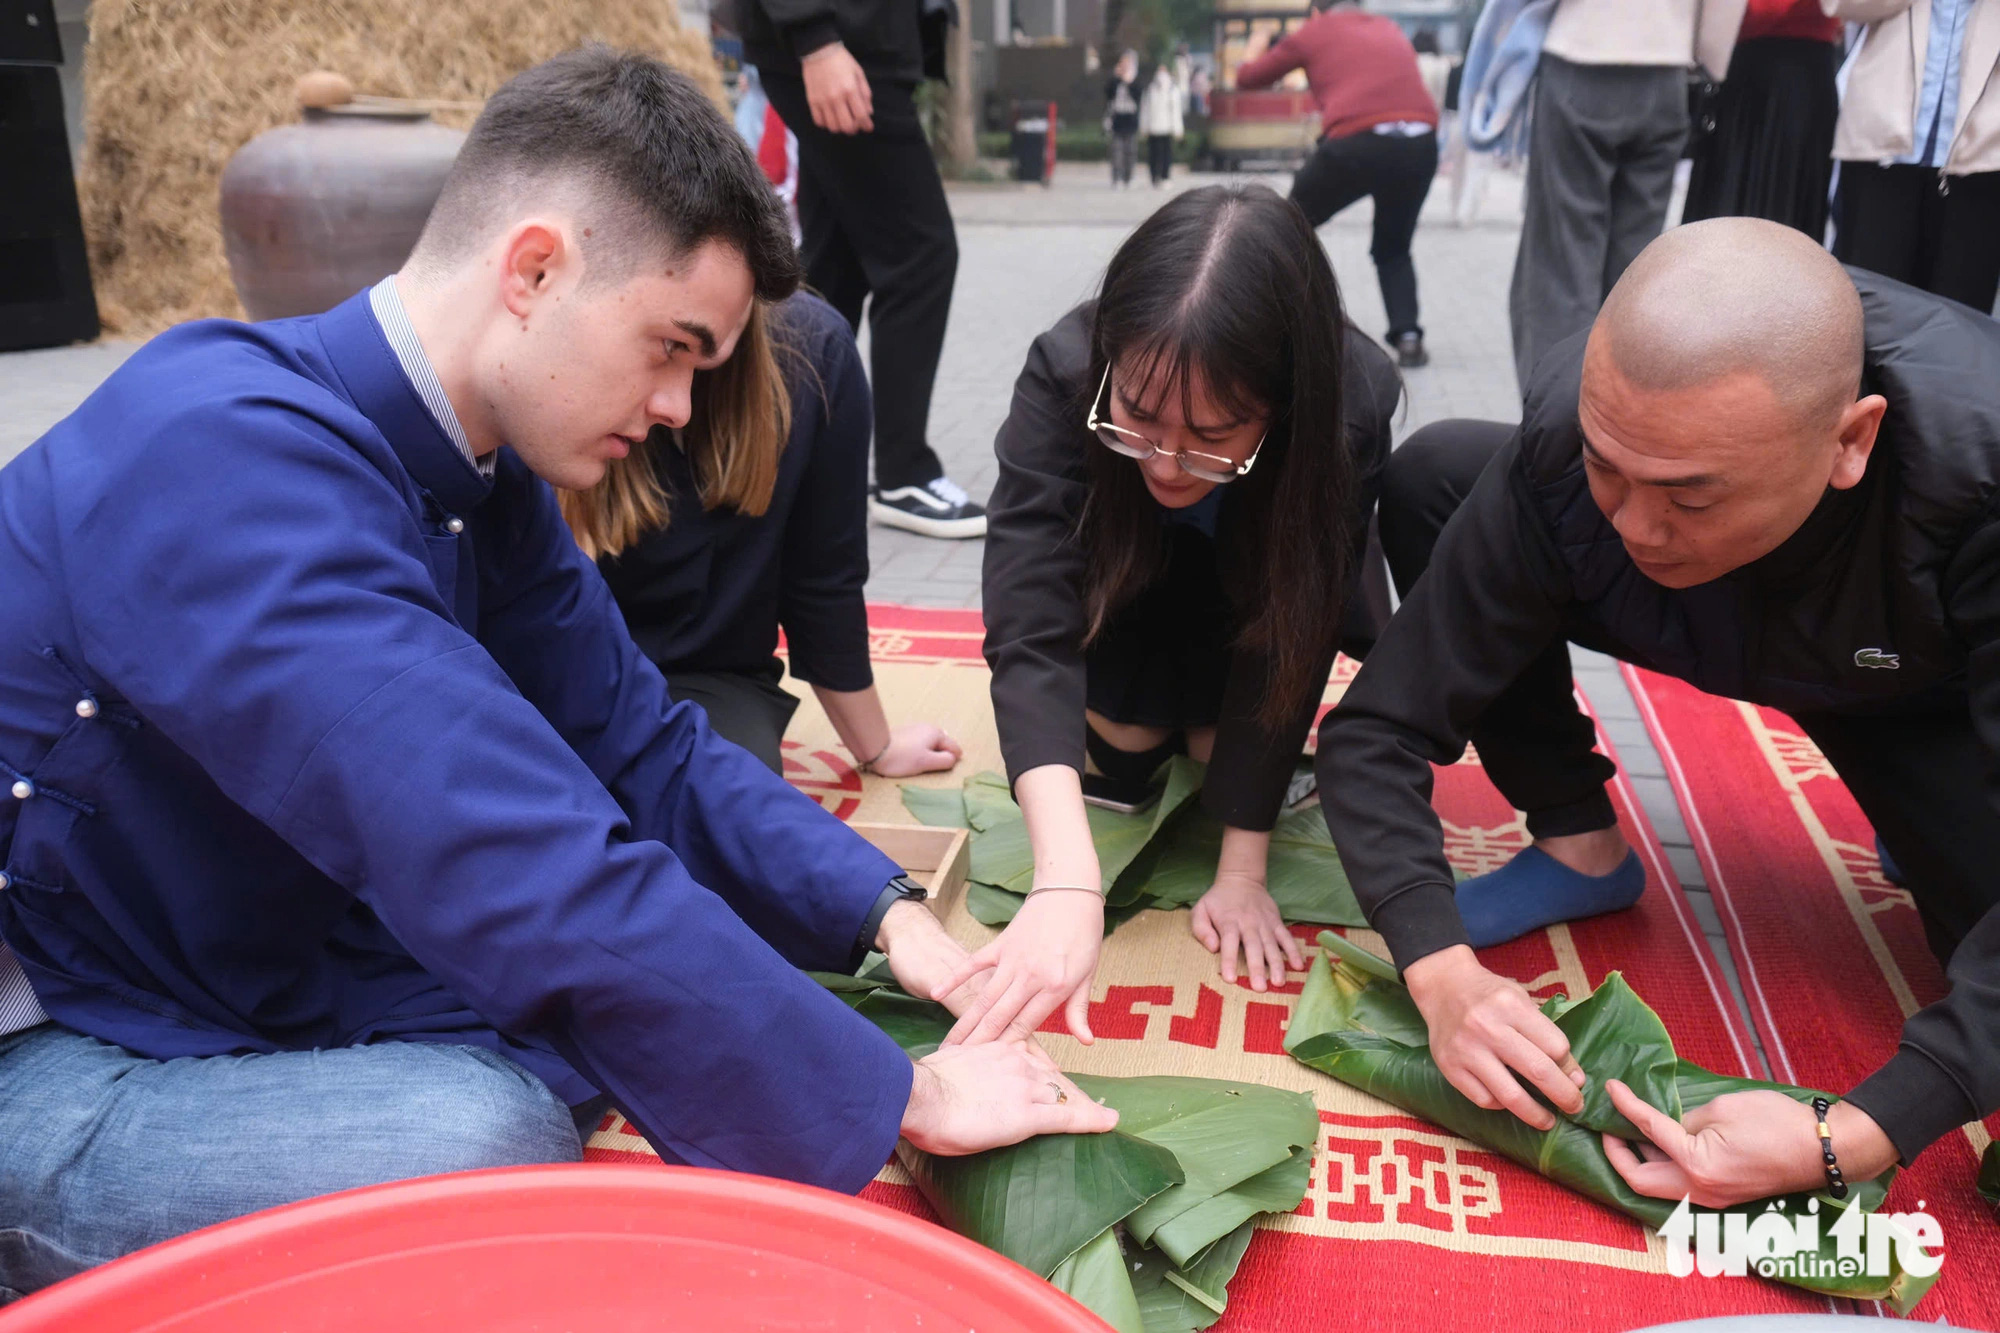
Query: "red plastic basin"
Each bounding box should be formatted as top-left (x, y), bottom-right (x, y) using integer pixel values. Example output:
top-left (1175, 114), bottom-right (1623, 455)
top-left (1, 1163), bottom-right (1115, 1333)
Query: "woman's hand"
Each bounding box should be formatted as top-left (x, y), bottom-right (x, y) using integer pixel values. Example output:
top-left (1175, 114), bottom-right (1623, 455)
top-left (811, 686), bottom-right (958, 779)
top-left (868, 723), bottom-right (964, 778)
top-left (933, 888), bottom-right (1104, 1047)
top-left (1602, 1082), bottom-right (1899, 1208)
top-left (1404, 945), bottom-right (1586, 1130)
top-left (1191, 872), bottom-right (1304, 990)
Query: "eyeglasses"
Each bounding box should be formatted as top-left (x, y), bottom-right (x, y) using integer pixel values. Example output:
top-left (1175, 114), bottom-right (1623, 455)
top-left (1085, 366), bottom-right (1265, 484)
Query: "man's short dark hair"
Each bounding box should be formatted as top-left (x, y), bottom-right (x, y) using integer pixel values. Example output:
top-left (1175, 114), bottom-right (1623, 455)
top-left (411, 45), bottom-right (800, 302)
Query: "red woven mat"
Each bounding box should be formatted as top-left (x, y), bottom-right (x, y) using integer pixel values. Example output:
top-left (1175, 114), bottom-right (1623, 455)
top-left (585, 609), bottom-right (1833, 1329)
top-left (1625, 665), bottom-right (2000, 1328)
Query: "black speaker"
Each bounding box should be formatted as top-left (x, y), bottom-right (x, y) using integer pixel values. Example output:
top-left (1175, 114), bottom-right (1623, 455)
top-left (0, 2), bottom-right (60, 67)
top-left (0, 19), bottom-right (98, 351)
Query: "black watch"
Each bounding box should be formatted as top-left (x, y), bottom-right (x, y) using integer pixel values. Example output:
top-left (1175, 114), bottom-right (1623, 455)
top-left (856, 874), bottom-right (928, 959)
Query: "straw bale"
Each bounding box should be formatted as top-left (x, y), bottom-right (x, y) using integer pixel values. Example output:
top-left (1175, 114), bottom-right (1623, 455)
top-left (79, 0), bottom-right (724, 335)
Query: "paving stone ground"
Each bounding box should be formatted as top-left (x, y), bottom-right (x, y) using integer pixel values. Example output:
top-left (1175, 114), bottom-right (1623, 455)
top-left (0, 155), bottom-right (1768, 1065)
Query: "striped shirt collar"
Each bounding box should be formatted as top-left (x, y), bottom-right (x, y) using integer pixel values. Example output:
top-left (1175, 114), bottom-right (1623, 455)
top-left (367, 276), bottom-right (495, 480)
top-left (0, 940), bottom-right (46, 1038)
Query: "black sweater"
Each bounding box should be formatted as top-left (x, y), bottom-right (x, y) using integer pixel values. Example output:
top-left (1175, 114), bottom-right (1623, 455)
top-left (740, 0), bottom-right (951, 84)
top-left (598, 294), bottom-right (874, 693)
top-left (1318, 269), bottom-right (2000, 1162)
top-left (984, 302), bottom-right (1400, 832)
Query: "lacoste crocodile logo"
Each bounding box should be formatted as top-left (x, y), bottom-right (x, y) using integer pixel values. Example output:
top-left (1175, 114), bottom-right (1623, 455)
top-left (1854, 648), bottom-right (1900, 670)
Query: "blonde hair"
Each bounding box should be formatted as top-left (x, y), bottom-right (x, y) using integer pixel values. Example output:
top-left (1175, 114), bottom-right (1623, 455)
top-left (561, 300), bottom-right (794, 559)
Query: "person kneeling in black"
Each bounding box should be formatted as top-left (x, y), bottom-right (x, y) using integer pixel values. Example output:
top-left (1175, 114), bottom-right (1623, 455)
top-left (571, 293), bottom-right (961, 780)
top-left (940, 184), bottom-right (1402, 1047)
top-left (1320, 217), bottom-right (2000, 1206)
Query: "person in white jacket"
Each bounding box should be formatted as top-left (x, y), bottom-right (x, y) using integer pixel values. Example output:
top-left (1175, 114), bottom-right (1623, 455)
top-left (1830, 0), bottom-right (2000, 314)
top-left (1139, 63), bottom-right (1186, 186)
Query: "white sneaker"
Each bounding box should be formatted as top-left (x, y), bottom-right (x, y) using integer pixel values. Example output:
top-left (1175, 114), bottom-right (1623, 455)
top-left (869, 476), bottom-right (988, 539)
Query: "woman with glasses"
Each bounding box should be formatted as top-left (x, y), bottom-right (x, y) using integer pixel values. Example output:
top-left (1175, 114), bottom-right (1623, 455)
top-left (938, 184), bottom-right (1401, 1045)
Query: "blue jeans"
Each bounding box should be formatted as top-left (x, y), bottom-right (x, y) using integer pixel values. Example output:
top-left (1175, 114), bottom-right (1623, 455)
top-left (0, 1023), bottom-right (588, 1303)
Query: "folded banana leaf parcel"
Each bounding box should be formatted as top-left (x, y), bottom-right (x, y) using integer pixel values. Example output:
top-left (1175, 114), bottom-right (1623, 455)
top-left (900, 757), bottom-right (1366, 932)
top-left (1284, 932), bottom-right (1938, 1312)
top-left (814, 971), bottom-right (1320, 1332)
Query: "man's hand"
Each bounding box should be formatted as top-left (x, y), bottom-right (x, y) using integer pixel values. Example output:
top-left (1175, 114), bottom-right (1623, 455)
top-left (934, 887), bottom-right (1104, 1046)
top-left (902, 1038), bottom-right (1118, 1155)
top-left (868, 723), bottom-right (964, 778)
top-left (1190, 871), bottom-right (1305, 991)
top-left (1405, 944), bottom-right (1586, 1130)
top-left (1603, 1082), bottom-right (1900, 1208)
top-left (877, 897), bottom-right (971, 1008)
top-left (802, 42), bottom-right (874, 134)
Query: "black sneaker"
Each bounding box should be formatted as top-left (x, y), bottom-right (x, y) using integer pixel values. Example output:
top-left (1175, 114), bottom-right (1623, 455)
top-left (1394, 332), bottom-right (1430, 368)
top-left (869, 476), bottom-right (988, 539)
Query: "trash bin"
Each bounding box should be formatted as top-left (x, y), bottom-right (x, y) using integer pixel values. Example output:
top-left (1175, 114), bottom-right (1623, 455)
top-left (1011, 112), bottom-right (1051, 183)
top-left (1009, 101), bottom-right (1057, 184)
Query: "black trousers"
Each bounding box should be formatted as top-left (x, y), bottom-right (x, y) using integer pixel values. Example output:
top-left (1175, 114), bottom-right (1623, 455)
top-left (1146, 134), bottom-right (1174, 184)
top-left (1290, 128), bottom-right (1438, 341)
top-left (664, 664), bottom-right (800, 774)
top-left (1834, 161), bottom-right (2000, 316)
top-left (762, 75), bottom-right (957, 490)
top-left (1378, 419), bottom-right (1997, 967)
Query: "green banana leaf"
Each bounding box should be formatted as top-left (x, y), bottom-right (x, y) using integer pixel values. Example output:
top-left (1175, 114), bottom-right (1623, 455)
top-left (1545, 973), bottom-right (1682, 1136)
top-left (899, 1127), bottom-right (1186, 1279)
top-left (1131, 1220), bottom-right (1260, 1330)
top-left (1137, 805), bottom-right (1361, 925)
top-left (1102, 1076), bottom-right (1319, 1248)
top-left (898, 783), bottom-right (970, 828)
top-left (1150, 1145), bottom-right (1313, 1267)
top-left (814, 972), bottom-right (1316, 1331)
top-left (1286, 932), bottom-right (1935, 1312)
top-left (903, 761), bottom-right (1366, 931)
top-left (1051, 1227), bottom-right (1147, 1333)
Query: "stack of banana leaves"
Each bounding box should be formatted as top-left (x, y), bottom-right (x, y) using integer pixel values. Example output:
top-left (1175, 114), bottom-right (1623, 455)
top-left (900, 757), bottom-right (1365, 931)
top-left (815, 970), bottom-right (1320, 1331)
top-left (1285, 931), bottom-right (1939, 1311)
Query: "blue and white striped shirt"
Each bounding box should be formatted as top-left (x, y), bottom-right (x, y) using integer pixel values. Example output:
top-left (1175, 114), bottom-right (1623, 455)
top-left (0, 277), bottom-right (492, 1044)
top-left (368, 275), bottom-right (493, 480)
top-left (0, 939), bottom-right (43, 1038)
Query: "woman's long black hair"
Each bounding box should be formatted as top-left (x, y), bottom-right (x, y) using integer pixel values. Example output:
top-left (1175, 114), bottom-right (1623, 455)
top-left (1081, 183), bottom-right (1355, 730)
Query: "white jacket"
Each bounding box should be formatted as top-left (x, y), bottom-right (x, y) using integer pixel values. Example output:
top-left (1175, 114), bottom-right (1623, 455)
top-left (1826, 0), bottom-right (2000, 175)
top-left (1542, 0), bottom-right (1747, 78)
top-left (1139, 75), bottom-right (1185, 137)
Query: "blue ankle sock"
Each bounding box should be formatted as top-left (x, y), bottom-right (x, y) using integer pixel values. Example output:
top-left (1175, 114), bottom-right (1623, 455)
top-left (1454, 845), bottom-right (1646, 948)
top-left (1875, 834), bottom-right (1905, 886)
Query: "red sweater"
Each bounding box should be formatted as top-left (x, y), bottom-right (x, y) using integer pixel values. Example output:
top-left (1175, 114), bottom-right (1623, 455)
top-left (1742, 0), bottom-right (1840, 42)
top-left (1235, 9), bottom-right (1437, 139)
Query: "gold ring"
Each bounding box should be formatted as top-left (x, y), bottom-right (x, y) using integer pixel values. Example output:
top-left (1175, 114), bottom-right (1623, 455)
top-left (1050, 1081), bottom-right (1068, 1104)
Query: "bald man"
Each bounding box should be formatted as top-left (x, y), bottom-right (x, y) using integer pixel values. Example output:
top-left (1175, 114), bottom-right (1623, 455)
top-left (1318, 218), bottom-right (2000, 1206)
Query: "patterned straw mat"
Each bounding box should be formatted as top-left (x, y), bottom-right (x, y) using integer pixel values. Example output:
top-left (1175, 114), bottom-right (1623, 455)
top-left (585, 606), bottom-right (1838, 1330)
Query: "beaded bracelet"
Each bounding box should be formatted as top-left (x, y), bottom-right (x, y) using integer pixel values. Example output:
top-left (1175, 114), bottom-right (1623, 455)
top-left (1811, 1096), bottom-right (1850, 1199)
top-left (1025, 885), bottom-right (1106, 900)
